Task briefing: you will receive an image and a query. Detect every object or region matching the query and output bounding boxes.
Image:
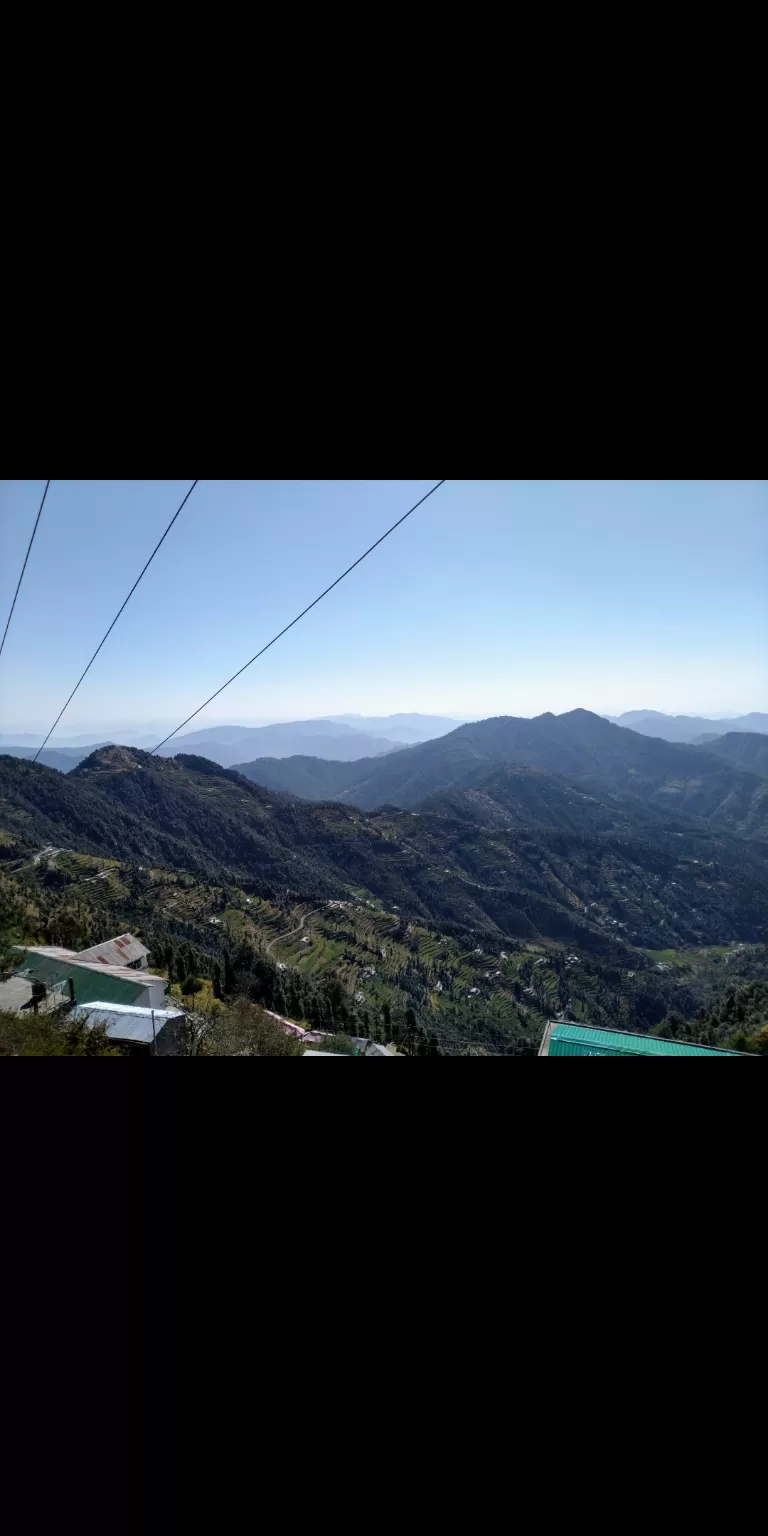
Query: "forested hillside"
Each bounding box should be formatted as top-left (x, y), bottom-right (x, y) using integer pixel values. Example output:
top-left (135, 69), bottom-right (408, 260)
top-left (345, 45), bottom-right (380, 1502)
top-left (229, 754), bottom-right (364, 801)
top-left (2, 745), bottom-right (767, 1055)
top-left (3, 839), bottom-right (766, 1056)
top-left (652, 979), bottom-right (768, 1054)
top-left (2, 747), bottom-right (768, 952)
top-left (697, 733), bottom-right (768, 777)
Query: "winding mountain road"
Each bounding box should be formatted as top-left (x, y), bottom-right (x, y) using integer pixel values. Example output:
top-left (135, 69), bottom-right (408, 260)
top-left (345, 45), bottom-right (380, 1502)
top-left (266, 908), bottom-right (322, 955)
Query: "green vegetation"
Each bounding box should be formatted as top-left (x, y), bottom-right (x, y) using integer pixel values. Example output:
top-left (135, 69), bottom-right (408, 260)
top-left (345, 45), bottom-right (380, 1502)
top-left (311, 1033), bottom-right (359, 1055)
top-left (0, 1005), bottom-right (124, 1056)
top-left (179, 974), bottom-right (203, 1005)
top-left (652, 980), bottom-right (768, 1054)
top-left (1, 743), bottom-right (766, 1056)
top-left (2, 749), bottom-right (767, 958)
top-left (181, 1000), bottom-right (305, 1057)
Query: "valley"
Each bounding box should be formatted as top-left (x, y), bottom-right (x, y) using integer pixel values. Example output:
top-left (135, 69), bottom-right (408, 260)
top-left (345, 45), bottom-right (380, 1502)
top-left (2, 717), bottom-right (767, 1054)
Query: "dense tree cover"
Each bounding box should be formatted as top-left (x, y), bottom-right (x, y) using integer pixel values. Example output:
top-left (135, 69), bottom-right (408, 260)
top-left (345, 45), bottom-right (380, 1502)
top-left (1, 749), bottom-right (767, 954)
top-left (652, 980), bottom-right (768, 1054)
top-left (230, 754), bottom-right (366, 800)
top-left (5, 854), bottom-right (764, 1057)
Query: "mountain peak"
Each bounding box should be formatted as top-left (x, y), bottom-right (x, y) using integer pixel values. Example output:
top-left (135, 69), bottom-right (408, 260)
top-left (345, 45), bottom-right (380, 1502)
top-left (558, 708), bottom-right (606, 723)
top-left (72, 744), bottom-right (177, 776)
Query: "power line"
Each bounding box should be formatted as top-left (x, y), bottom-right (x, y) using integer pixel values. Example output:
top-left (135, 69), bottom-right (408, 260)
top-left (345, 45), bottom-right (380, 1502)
top-left (0, 480), bottom-right (51, 663)
top-left (33, 479), bottom-right (199, 761)
top-left (151, 479), bottom-right (446, 754)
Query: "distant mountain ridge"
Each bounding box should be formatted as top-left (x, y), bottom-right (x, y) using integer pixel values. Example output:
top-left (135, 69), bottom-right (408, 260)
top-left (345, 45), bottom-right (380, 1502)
top-left (153, 720), bottom-right (403, 767)
top-left (0, 743), bottom-right (110, 773)
top-left (0, 720), bottom-right (404, 773)
top-left (232, 709), bottom-right (768, 840)
top-left (0, 713), bottom-right (460, 772)
top-left (325, 714), bottom-right (464, 743)
top-left (607, 710), bottom-right (768, 743)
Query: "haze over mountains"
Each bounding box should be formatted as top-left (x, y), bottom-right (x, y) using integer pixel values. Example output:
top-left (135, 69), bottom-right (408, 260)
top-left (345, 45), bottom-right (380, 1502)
top-left (232, 710), bottom-right (768, 839)
top-left (606, 710), bottom-right (768, 743)
top-left (153, 721), bottom-right (402, 767)
top-left (0, 714), bottom-right (463, 773)
top-left (2, 709), bottom-right (765, 774)
top-left (324, 715), bottom-right (461, 744)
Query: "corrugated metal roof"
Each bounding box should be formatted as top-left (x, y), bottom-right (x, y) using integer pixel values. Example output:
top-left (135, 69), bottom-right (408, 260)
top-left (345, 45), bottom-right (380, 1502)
top-left (76, 934), bottom-right (148, 966)
top-left (72, 960), bottom-right (165, 983)
top-left (548, 1023), bottom-right (746, 1057)
top-left (21, 946), bottom-right (78, 960)
top-left (71, 1002), bottom-right (183, 1044)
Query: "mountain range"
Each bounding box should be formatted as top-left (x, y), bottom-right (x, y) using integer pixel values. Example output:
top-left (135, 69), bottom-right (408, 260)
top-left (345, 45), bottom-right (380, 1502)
top-left (0, 744), bottom-right (111, 774)
top-left (606, 710), bottom-right (768, 743)
top-left (231, 709), bottom-right (768, 839)
top-left (323, 714), bottom-right (462, 743)
top-left (152, 720), bottom-right (404, 766)
top-left (3, 699), bottom-right (766, 1060)
top-left (0, 714), bottom-right (462, 773)
top-left (1, 743), bottom-right (767, 955)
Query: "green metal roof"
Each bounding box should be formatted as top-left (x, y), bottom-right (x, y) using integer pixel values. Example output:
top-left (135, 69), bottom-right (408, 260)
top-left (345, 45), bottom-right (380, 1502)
top-left (548, 1023), bottom-right (746, 1057)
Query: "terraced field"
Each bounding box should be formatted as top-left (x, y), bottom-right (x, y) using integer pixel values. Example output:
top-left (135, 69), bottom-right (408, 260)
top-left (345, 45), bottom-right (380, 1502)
top-left (53, 850), bottom-right (131, 899)
top-left (5, 837), bottom-right (763, 1053)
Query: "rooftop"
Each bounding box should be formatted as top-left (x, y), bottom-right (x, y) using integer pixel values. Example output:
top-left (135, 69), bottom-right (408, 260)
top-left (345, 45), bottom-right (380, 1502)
top-left (15, 945), bottom-right (77, 961)
top-left (71, 1002), bottom-right (183, 1045)
top-left (541, 1021), bottom-right (747, 1058)
top-left (19, 948), bottom-right (166, 986)
top-left (75, 934), bottom-right (148, 967)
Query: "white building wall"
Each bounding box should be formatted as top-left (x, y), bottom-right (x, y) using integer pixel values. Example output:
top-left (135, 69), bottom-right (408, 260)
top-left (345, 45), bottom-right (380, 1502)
top-left (134, 978), bottom-right (169, 1008)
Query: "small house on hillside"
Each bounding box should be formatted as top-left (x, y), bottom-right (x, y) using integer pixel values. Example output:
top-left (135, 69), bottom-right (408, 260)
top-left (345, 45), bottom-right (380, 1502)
top-left (14, 942), bottom-right (167, 1010)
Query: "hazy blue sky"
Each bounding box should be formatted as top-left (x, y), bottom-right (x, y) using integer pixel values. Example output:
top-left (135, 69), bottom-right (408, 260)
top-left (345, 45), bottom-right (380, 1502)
top-left (1, 479), bottom-right (765, 739)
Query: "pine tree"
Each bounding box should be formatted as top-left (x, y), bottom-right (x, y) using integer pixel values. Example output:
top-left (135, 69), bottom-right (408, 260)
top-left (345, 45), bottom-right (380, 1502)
top-left (405, 1007), bottom-right (417, 1055)
top-left (181, 974), bottom-right (203, 1006)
